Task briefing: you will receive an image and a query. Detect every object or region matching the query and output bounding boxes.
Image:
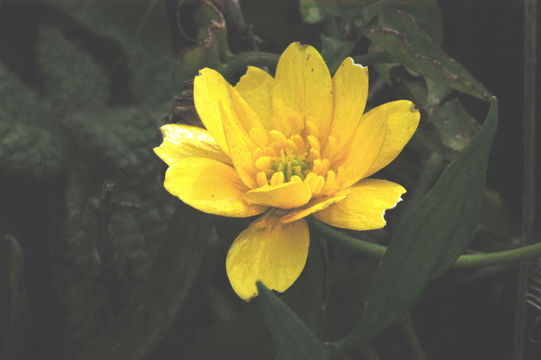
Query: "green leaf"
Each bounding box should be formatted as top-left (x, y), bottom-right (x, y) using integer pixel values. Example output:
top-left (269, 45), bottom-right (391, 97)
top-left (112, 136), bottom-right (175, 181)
top-left (299, 0), bottom-right (443, 38)
top-left (425, 78), bottom-right (451, 107)
top-left (385, 0), bottom-right (443, 44)
top-left (78, 206), bottom-right (215, 360)
top-left (37, 27), bottom-right (111, 110)
top-left (389, 66), bottom-right (427, 106)
top-left (67, 107), bottom-right (161, 174)
top-left (335, 98), bottom-right (498, 349)
top-left (256, 282), bottom-right (329, 360)
top-left (321, 35), bottom-right (356, 73)
top-left (299, 0), bottom-right (327, 24)
top-left (299, 0), bottom-right (387, 26)
top-left (364, 9), bottom-right (491, 100)
top-left (0, 63), bottom-right (64, 176)
top-left (47, 1), bottom-right (176, 107)
top-left (431, 98), bottom-right (481, 152)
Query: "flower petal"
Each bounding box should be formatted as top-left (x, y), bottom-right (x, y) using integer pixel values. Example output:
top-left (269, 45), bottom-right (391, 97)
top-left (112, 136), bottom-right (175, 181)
top-left (334, 111), bottom-right (387, 189)
top-left (314, 179), bottom-right (406, 230)
top-left (153, 124), bottom-right (231, 165)
top-left (193, 68), bottom-right (232, 154)
top-left (279, 189), bottom-right (350, 224)
top-left (194, 68), bottom-right (269, 153)
top-left (244, 181), bottom-right (312, 209)
top-left (363, 100), bottom-right (420, 177)
top-left (272, 42), bottom-right (333, 138)
top-left (219, 100), bottom-right (259, 189)
top-left (324, 57), bottom-right (369, 161)
top-left (226, 216), bottom-right (310, 301)
top-left (235, 66), bottom-right (274, 129)
top-left (164, 157), bottom-right (266, 217)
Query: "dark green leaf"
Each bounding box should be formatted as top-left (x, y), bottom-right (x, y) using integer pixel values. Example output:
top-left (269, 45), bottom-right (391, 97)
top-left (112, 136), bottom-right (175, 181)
top-left (0, 64), bottom-right (64, 176)
top-left (299, 0), bottom-right (442, 39)
top-left (38, 27), bottom-right (110, 110)
top-left (299, 0), bottom-right (327, 24)
top-left (389, 66), bottom-right (427, 106)
top-left (59, 165), bottom-right (176, 344)
top-left (431, 98), bottom-right (481, 151)
top-left (257, 282), bottom-right (329, 360)
top-left (299, 0), bottom-right (387, 26)
top-left (385, 0), bottom-right (443, 44)
top-left (67, 107), bottom-right (161, 174)
top-left (321, 35), bottom-right (356, 73)
top-left (78, 207), bottom-right (215, 360)
top-left (48, 1), bottom-right (176, 107)
top-left (365, 9), bottom-right (491, 100)
top-left (336, 97), bottom-right (498, 348)
top-left (425, 78), bottom-right (451, 107)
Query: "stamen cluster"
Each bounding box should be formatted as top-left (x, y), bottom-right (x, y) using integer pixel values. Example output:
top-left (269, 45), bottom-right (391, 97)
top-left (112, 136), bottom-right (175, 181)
top-left (251, 126), bottom-right (343, 197)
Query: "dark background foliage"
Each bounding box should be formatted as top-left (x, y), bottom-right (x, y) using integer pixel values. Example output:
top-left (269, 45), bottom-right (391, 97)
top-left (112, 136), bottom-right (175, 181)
top-left (0, 0), bottom-right (539, 359)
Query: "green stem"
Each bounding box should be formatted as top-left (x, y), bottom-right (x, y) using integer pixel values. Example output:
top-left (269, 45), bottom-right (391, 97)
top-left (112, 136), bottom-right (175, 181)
top-left (400, 315), bottom-right (427, 360)
top-left (309, 219), bottom-right (541, 268)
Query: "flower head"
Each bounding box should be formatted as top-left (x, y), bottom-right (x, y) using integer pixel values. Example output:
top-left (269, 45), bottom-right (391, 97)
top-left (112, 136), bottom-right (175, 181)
top-left (154, 42), bottom-right (419, 300)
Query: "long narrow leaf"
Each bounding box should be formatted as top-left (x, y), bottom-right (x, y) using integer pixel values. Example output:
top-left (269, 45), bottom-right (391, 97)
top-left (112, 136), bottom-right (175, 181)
top-left (335, 98), bottom-right (499, 351)
top-left (257, 282), bottom-right (329, 360)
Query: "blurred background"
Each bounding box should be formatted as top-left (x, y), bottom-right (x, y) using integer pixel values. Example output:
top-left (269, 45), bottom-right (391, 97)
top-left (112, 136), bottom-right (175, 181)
top-left (0, 0), bottom-right (539, 359)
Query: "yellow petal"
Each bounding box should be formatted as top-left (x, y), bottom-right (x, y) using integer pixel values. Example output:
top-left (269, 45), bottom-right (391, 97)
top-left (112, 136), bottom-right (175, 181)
top-left (153, 124), bottom-right (231, 166)
top-left (244, 181), bottom-right (312, 209)
top-left (194, 68), bottom-right (268, 150)
top-left (235, 66), bottom-right (274, 129)
top-left (324, 57), bottom-right (369, 161)
top-left (279, 189), bottom-right (350, 224)
top-left (272, 42), bottom-right (333, 137)
top-left (334, 111), bottom-right (387, 189)
top-left (193, 68), bottom-right (232, 154)
top-left (226, 216), bottom-right (310, 301)
top-left (219, 101), bottom-right (259, 189)
top-left (164, 157), bottom-right (266, 217)
top-left (362, 100), bottom-right (420, 178)
top-left (314, 179), bottom-right (406, 230)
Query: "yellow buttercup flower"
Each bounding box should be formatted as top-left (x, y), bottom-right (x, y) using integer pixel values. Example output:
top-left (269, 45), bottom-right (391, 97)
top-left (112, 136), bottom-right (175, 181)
top-left (154, 42), bottom-right (420, 301)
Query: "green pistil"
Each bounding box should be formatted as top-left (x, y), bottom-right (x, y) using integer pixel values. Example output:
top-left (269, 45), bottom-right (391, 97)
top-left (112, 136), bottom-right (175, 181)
top-left (271, 153), bottom-right (309, 181)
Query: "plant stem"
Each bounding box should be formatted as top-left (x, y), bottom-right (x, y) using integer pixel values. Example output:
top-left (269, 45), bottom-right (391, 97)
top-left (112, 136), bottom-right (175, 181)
top-left (309, 219), bottom-right (541, 268)
top-left (513, 0), bottom-right (538, 358)
top-left (400, 314), bottom-right (427, 360)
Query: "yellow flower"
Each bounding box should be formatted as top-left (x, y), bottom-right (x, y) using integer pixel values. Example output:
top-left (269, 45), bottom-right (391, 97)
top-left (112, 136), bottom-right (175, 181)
top-left (154, 42), bottom-right (419, 301)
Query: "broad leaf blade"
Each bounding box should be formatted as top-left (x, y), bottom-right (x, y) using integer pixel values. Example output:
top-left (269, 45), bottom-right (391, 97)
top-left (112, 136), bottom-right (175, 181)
top-left (257, 282), bottom-right (329, 360)
top-left (338, 98), bottom-right (498, 347)
top-left (432, 98), bottom-right (481, 152)
top-left (385, 0), bottom-right (444, 45)
top-left (365, 9), bottom-right (491, 100)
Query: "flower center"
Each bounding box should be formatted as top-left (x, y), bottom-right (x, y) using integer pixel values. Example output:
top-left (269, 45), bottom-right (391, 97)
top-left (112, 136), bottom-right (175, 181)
top-left (271, 150), bottom-right (309, 181)
top-left (251, 128), bottom-right (343, 196)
